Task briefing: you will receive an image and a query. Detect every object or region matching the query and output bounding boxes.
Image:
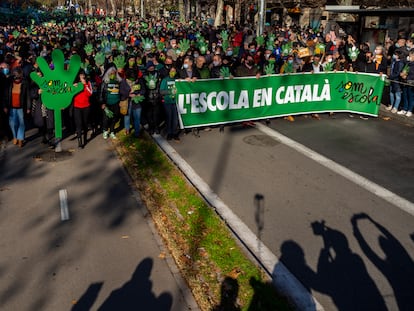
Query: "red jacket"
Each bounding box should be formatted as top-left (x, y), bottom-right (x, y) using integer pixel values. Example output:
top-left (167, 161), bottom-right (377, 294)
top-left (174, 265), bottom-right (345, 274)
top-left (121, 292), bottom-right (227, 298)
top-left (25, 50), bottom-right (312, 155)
top-left (73, 82), bottom-right (92, 108)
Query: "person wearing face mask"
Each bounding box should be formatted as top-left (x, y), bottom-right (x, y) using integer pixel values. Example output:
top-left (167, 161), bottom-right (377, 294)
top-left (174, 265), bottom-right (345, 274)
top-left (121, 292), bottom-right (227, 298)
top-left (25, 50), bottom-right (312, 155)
top-left (99, 66), bottom-right (129, 139)
top-left (178, 56), bottom-right (200, 81)
top-left (160, 66), bottom-right (180, 141)
top-left (144, 61), bottom-right (162, 134)
top-left (166, 38), bottom-right (179, 62)
top-left (386, 50), bottom-right (404, 113)
top-left (235, 55), bottom-right (260, 77)
top-left (3, 67), bottom-right (30, 147)
top-left (195, 55), bottom-right (211, 79)
top-left (209, 54), bottom-right (223, 78)
top-left (124, 70), bottom-right (146, 138)
top-left (280, 55), bottom-right (297, 74)
top-left (302, 54), bottom-right (323, 73)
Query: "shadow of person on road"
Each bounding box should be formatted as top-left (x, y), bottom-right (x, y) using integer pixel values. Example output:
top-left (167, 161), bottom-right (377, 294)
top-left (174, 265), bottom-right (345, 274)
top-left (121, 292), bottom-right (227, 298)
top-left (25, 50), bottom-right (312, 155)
top-left (212, 276), bottom-right (241, 311)
top-left (277, 240), bottom-right (320, 311)
top-left (311, 220), bottom-right (387, 311)
top-left (97, 257), bottom-right (172, 311)
top-left (247, 276), bottom-right (292, 311)
top-left (71, 282), bottom-right (103, 311)
top-left (352, 213), bottom-right (414, 311)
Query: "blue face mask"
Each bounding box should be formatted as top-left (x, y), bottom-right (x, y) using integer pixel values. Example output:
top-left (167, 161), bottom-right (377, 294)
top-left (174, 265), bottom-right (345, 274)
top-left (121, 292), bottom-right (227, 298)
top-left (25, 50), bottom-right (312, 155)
top-left (183, 63), bottom-right (189, 69)
top-left (226, 50), bottom-right (233, 56)
top-left (2, 68), bottom-right (9, 75)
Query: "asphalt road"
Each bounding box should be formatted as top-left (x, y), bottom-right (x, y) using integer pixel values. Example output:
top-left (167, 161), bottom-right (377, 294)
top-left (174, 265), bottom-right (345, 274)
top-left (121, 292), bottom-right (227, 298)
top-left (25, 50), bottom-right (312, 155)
top-left (171, 113), bottom-right (414, 311)
top-left (0, 131), bottom-right (197, 311)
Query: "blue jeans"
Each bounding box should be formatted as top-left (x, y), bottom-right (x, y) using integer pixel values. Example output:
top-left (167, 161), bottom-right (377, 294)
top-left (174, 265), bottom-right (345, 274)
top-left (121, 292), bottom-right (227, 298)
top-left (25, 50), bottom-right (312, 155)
top-left (124, 105), bottom-right (142, 137)
top-left (402, 86), bottom-right (414, 112)
top-left (9, 108), bottom-right (25, 140)
top-left (390, 91), bottom-right (401, 109)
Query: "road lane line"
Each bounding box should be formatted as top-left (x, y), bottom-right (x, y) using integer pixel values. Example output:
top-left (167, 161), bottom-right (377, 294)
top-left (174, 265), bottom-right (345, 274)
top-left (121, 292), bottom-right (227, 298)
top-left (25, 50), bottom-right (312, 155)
top-left (256, 123), bottom-right (414, 216)
top-left (153, 135), bottom-right (325, 311)
top-left (59, 189), bottom-right (70, 221)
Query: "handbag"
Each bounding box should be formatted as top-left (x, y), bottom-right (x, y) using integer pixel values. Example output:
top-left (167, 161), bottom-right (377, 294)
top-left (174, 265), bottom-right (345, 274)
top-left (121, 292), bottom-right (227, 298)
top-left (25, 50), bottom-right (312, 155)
top-left (119, 99), bottom-right (129, 115)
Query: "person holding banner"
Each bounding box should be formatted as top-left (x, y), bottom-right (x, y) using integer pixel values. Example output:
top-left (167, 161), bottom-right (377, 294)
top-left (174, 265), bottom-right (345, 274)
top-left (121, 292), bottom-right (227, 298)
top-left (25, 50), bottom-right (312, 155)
top-left (160, 66), bottom-right (179, 141)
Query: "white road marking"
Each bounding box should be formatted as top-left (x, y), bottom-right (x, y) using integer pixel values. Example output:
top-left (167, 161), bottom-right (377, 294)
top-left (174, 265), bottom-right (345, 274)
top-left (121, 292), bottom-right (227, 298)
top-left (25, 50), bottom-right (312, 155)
top-left (153, 135), bottom-right (325, 311)
top-left (59, 189), bottom-right (70, 221)
top-left (255, 123), bottom-right (414, 217)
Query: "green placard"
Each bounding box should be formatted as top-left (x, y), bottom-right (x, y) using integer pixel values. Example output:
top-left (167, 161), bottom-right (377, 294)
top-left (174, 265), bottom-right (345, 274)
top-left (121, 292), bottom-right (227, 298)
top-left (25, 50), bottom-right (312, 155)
top-left (30, 49), bottom-right (83, 139)
top-left (175, 72), bottom-right (385, 128)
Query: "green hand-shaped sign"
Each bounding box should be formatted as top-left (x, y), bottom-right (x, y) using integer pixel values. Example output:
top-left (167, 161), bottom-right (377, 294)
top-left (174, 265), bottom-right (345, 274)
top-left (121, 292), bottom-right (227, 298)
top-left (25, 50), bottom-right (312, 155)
top-left (30, 49), bottom-right (83, 139)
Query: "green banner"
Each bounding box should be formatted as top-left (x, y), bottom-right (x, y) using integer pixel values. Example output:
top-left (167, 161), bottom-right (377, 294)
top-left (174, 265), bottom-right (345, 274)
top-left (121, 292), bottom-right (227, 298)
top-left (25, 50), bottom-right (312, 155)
top-left (175, 72), bottom-right (385, 128)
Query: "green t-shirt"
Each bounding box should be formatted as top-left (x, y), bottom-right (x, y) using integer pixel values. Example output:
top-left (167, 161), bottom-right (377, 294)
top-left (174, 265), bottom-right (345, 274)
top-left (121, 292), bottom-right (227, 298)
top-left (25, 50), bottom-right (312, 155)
top-left (106, 80), bottom-right (120, 105)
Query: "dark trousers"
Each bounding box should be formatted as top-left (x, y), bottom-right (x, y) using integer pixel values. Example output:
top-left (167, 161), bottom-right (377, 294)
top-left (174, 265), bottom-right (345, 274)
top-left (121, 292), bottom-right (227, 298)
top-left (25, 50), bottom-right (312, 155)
top-left (102, 104), bottom-right (120, 133)
top-left (164, 103), bottom-right (178, 136)
top-left (146, 101), bottom-right (161, 133)
top-left (74, 107), bottom-right (90, 137)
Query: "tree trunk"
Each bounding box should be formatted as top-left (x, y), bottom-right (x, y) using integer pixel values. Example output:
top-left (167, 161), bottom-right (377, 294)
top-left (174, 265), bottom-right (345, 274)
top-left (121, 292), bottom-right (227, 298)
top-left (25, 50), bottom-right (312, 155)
top-left (214, 0), bottom-right (224, 26)
top-left (178, 0), bottom-right (185, 22)
top-left (109, 0), bottom-right (116, 15)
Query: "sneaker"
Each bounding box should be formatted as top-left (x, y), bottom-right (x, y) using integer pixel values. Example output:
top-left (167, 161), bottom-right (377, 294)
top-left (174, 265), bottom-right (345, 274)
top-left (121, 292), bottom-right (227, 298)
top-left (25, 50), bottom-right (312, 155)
top-left (391, 108), bottom-right (397, 113)
top-left (385, 105), bottom-right (392, 111)
top-left (109, 132), bottom-right (116, 139)
top-left (406, 111), bottom-right (413, 117)
top-left (397, 110), bottom-right (407, 115)
top-left (103, 131), bottom-right (109, 139)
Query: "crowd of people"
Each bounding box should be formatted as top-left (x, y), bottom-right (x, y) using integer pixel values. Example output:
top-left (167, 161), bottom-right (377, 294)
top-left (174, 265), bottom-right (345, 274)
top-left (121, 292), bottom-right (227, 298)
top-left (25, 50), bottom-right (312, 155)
top-left (0, 13), bottom-right (413, 149)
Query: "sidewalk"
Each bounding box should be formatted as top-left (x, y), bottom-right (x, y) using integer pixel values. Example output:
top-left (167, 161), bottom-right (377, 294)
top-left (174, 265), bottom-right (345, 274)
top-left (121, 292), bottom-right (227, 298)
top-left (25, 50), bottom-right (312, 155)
top-left (0, 129), bottom-right (199, 311)
top-left (379, 103), bottom-right (414, 127)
